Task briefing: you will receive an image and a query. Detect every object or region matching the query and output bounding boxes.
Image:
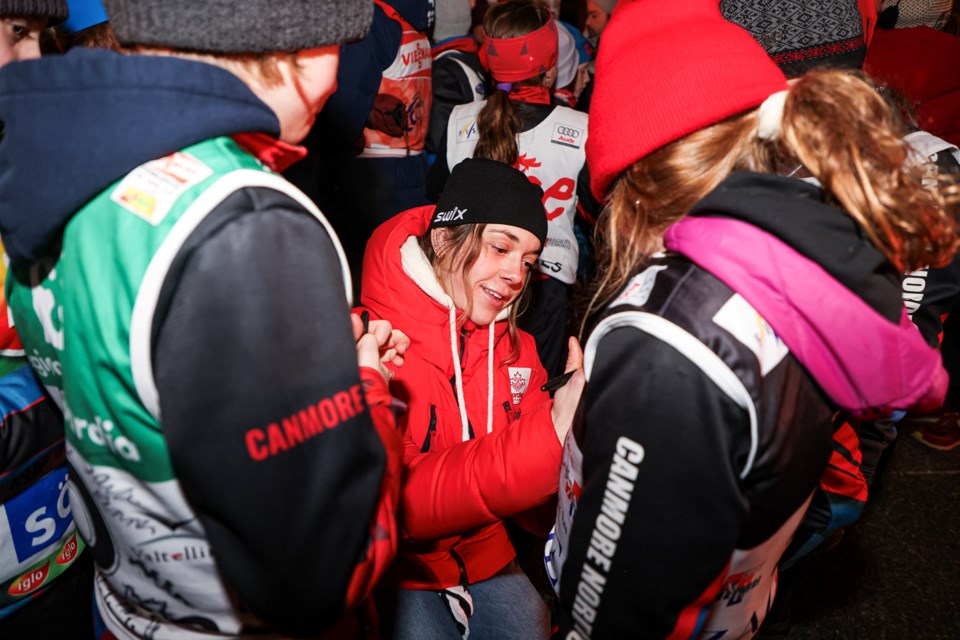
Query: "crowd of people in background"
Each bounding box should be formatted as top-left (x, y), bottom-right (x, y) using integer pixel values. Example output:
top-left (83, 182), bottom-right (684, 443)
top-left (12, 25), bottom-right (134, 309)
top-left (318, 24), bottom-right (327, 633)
top-left (0, 0), bottom-right (957, 639)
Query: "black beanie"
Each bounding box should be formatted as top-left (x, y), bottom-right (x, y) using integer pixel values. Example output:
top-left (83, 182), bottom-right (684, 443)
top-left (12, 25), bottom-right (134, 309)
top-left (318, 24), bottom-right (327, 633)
top-left (432, 158), bottom-right (547, 248)
top-left (100, 0), bottom-right (373, 53)
top-left (0, 0), bottom-right (68, 21)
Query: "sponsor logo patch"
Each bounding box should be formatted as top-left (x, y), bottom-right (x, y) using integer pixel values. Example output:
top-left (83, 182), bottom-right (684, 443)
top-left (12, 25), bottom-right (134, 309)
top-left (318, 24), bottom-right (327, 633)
top-left (612, 265), bottom-right (667, 308)
top-left (550, 123), bottom-right (583, 149)
top-left (508, 367), bottom-right (532, 404)
top-left (110, 152), bottom-right (213, 226)
top-left (713, 294), bottom-right (789, 375)
top-left (718, 570), bottom-right (762, 606)
top-left (7, 563), bottom-right (50, 596)
top-left (564, 479), bottom-right (582, 516)
top-left (55, 532), bottom-right (80, 565)
top-left (456, 115), bottom-right (479, 142)
top-left (4, 468), bottom-right (73, 564)
top-left (398, 40), bottom-right (431, 72)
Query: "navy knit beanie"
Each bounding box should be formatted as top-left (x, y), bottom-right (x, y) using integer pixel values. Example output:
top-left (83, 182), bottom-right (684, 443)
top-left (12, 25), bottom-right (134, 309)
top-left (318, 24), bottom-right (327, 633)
top-left (100, 0), bottom-right (373, 53)
top-left (432, 158), bottom-right (547, 249)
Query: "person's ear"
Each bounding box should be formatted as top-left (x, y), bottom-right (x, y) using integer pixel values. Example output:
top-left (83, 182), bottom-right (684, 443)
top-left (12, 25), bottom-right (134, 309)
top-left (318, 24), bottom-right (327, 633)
top-left (431, 227), bottom-right (451, 254)
top-left (545, 65), bottom-right (557, 88)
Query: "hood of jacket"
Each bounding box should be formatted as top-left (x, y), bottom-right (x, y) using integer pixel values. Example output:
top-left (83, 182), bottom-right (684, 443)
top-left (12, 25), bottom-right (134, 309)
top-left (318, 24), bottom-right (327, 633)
top-left (0, 47), bottom-right (280, 269)
top-left (361, 205), bottom-right (513, 368)
top-left (664, 171), bottom-right (946, 417)
top-left (361, 205), bottom-right (518, 439)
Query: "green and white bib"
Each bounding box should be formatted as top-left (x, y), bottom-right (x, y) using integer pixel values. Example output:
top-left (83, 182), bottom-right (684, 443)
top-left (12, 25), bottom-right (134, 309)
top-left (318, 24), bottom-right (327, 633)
top-left (6, 136), bottom-right (348, 639)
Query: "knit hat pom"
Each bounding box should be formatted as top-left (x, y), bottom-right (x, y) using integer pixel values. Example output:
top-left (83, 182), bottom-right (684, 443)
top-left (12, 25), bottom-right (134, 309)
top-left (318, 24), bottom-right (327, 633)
top-left (432, 158), bottom-right (547, 249)
top-left (586, 0), bottom-right (789, 199)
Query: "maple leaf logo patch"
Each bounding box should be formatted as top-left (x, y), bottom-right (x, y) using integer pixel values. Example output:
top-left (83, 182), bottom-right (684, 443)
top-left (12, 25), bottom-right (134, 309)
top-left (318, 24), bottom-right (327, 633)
top-left (508, 367), bottom-right (532, 404)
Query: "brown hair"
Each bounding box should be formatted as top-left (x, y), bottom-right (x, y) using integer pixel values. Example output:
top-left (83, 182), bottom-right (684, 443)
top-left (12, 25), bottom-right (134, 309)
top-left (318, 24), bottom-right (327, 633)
top-left (584, 69), bottom-right (960, 332)
top-left (419, 224), bottom-right (530, 365)
top-left (473, 0), bottom-right (553, 165)
top-left (56, 23), bottom-right (122, 52)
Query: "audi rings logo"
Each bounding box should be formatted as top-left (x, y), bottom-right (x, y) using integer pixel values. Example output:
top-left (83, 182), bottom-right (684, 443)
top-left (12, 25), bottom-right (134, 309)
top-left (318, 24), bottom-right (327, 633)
top-left (551, 123), bottom-right (583, 149)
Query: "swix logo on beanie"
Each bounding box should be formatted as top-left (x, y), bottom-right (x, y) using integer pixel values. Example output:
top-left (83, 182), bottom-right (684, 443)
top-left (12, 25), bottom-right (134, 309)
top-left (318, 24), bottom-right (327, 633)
top-left (434, 206), bottom-right (468, 223)
top-left (430, 158), bottom-right (548, 247)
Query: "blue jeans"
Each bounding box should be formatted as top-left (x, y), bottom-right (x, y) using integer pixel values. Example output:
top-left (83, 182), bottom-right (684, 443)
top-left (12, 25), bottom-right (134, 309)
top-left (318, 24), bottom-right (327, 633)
top-left (379, 561), bottom-right (550, 640)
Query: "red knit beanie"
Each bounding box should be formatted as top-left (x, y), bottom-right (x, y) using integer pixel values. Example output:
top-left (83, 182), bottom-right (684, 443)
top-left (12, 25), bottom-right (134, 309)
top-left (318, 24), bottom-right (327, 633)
top-left (587, 0), bottom-right (790, 198)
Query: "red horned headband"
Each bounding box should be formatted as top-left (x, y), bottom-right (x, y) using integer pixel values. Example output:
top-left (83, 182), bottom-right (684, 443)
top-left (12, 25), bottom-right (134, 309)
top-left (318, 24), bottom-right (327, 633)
top-left (483, 18), bottom-right (559, 82)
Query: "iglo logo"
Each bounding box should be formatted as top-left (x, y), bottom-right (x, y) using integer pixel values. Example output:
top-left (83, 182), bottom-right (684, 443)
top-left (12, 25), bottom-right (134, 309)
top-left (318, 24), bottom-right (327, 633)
top-left (8, 564), bottom-right (50, 596)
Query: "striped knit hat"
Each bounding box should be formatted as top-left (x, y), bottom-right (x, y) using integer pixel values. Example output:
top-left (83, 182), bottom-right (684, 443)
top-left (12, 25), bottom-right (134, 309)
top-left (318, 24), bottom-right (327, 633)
top-left (720, 0), bottom-right (867, 77)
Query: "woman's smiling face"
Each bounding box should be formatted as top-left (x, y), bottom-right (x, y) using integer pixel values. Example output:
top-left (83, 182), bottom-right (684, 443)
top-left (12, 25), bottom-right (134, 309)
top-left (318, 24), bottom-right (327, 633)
top-left (441, 224), bottom-right (542, 326)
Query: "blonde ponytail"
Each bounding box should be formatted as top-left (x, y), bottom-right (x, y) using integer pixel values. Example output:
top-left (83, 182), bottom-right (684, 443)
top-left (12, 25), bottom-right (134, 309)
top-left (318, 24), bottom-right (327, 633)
top-left (780, 69), bottom-right (959, 272)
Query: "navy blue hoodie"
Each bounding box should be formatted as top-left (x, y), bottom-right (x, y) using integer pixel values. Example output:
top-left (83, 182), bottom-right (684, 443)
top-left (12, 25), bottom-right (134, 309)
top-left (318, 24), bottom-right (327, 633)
top-left (0, 47), bottom-right (278, 268)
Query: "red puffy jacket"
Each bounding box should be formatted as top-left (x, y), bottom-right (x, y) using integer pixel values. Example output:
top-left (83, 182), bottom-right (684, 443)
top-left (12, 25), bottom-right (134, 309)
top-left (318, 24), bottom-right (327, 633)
top-left (864, 26), bottom-right (960, 147)
top-left (358, 205), bottom-right (562, 589)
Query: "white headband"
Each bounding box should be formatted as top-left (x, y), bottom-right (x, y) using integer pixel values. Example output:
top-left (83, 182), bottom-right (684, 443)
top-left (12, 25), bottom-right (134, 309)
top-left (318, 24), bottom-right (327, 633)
top-left (757, 89), bottom-right (789, 141)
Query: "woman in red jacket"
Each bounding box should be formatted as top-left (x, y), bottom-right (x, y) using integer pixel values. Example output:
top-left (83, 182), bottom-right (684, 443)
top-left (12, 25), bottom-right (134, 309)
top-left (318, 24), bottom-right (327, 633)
top-left (358, 157), bottom-right (584, 639)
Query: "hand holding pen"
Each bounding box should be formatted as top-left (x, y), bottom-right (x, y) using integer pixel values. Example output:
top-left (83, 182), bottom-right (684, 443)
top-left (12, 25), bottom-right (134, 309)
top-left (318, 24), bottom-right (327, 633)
top-left (352, 310), bottom-right (410, 383)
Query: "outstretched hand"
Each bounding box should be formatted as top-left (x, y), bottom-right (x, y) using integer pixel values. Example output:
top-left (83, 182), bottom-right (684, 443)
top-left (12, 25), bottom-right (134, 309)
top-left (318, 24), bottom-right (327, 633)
top-left (550, 336), bottom-right (586, 444)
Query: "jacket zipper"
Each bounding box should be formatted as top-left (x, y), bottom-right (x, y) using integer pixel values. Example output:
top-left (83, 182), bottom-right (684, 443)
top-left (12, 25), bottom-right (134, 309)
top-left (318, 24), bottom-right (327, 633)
top-left (446, 332), bottom-right (473, 586)
top-left (449, 547), bottom-right (469, 586)
top-left (421, 405), bottom-right (437, 453)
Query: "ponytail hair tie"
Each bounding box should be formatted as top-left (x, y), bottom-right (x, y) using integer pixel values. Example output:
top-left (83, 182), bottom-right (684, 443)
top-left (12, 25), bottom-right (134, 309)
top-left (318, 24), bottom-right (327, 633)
top-left (496, 82), bottom-right (514, 92)
top-left (757, 89), bottom-right (789, 141)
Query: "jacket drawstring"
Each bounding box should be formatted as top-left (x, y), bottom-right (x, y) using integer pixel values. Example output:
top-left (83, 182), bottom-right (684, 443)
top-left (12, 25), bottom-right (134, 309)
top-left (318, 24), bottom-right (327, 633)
top-left (448, 306), bottom-right (497, 441)
top-left (487, 324), bottom-right (494, 435)
top-left (449, 305), bottom-right (471, 442)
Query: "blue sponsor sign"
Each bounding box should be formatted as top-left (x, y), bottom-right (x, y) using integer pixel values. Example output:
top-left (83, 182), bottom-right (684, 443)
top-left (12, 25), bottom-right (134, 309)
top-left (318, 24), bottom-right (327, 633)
top-left (4, 467), bottom-right (72, 562)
